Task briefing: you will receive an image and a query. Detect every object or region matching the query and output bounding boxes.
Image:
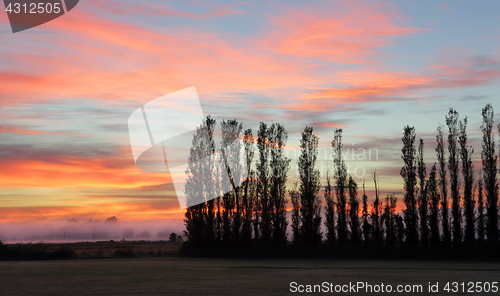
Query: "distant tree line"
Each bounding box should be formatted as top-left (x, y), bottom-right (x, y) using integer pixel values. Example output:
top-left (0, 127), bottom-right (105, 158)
top-left (184, 104), bottom-right (500, 247)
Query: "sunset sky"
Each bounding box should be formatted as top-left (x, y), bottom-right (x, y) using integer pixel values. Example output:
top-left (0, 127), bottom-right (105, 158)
top-left (0, 0), bottom-right (499, 235)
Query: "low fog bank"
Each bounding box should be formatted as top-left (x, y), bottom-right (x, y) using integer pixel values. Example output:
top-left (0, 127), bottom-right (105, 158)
top-left (0, 218), bottom-right (185, 243)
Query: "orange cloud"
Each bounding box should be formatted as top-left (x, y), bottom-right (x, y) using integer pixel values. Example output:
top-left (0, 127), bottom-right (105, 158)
top-left (0, 153), bottom-right (170, 189)
top-left (0, 201), bottom-right (185, 222)
top-left (303, 72), bottom-right (434, 103)
top-left (291, 55), bottom-right (500, 111)
top-left (314, 122), bottom-right (350, 129)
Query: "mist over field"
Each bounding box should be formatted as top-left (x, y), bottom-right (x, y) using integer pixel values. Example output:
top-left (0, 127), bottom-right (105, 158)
top-left (0, 218), bottom-right (185, 243)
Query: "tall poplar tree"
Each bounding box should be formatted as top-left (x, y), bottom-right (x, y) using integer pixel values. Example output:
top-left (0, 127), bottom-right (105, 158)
top-left (268, 123), bottom-right (291, 245)
top-left (372, 171), bottom-right (382, 243)
top-left (324, 171), bottom-right (336, 244)
top-left (289, 182), bottom-right (301, 245)
top-left (362, 181), bottom-right (371, 242)
top-left (401, 126), bottom-right (418, 244)
top-left (417, 138), bottom-right (428, 243)
top-left (427, 164), bottom-right (440, 243)
top-left (477, 178), bottom-right (485, 242)
top-left (459, 117), bottom-right (475, 242)
top-left (332, 129), bottom-right (348, 243)
top-left (220, 119), bottom-right (243, 244)
top-left (298, 127), bottom-right (322, 245)
top-left (348, 176), bottom-right (360, 242)
top-left (436, 125), bottom-right (450, 242)
top-left (256, 122), bottom-right (272, 243)
top-left (446, 109), bottom-right (461, 243)
top-left (383, 195), bottom-right (397, 244)
top-left (242, 128), bottom-right (255, 244)
top-left (184, 116), bottom-right (217, 246)
top-left (481, 104), bottom-right (498, 242)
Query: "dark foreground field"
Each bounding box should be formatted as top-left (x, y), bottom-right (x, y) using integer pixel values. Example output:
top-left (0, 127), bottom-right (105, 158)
top-left (0, 240), bottom-right (183, 260)
top-left (1, 257), bottom-right (500, 295)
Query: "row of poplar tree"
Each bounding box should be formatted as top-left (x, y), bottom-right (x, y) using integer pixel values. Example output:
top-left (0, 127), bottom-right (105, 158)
top-left (184, 104), bottom-right (500, 247)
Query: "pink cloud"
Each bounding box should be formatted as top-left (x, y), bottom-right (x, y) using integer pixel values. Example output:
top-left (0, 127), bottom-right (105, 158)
top-left (0, 125), bottom-right (90, 137)
top-left (293, 54), bottom-right (500, 111)
top-left (262, 2), bottom-right (423, 64)
top-left (0, 152), bottom-right (171, 189)
top-left (0, 8), bottom-right (320, 106)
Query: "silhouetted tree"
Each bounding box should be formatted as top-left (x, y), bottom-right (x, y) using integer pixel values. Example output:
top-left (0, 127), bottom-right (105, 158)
top-left (417, 138), bottom-right (428, 243)
top-left (249, 177), bottom-right (258, 240)
top-left (169, 233), bottom-right (178, 242)
top-left (256, 122), bottom-right (272, 243)
top-left (324, 171), bottom-right (336, 244)
top-left (332, 129), bottom-right (348, 243)
top-left (401, 126), bottom-right (418, 244)
top-left (242, 129), bottom-right (255, 244)
top-left (298, 127), bottom-right (322, 245)
top-left (477, 178), bottom-right (485, 241)
top-left (252, 173), bottom-right (260, 241)
top-left (372, 171), bottom-right (382, 243)
top-left (184, 116), bottom-right (217, 246)
top-left (289, 182), bottom-right (300, 245)
top-left (436, 124), bottom-right (450, 242)
top-left (183, 108), bottom-right (500, 255)
top-left (268, 123), bottom-right (291, 245)
top-left (206, 117), bottom-right (219, 245)
top-left (459, 117), bottom-right (475, 242)
top-left (427, 164), bottom-right (440, 243)
top-left (395, 215), bottom-right (405, 244)
top-left (215, 165), bottom-right (222, 242)
top-left (348, 176), bottom-right (360, 242)
top-left (361, 181), bottom-right (371, 242)
top-left (220, 119), bottom-right (243, 245)
top-left (383, 195), bottom-right (397, 244)
top-left (481, 104), bottom-right (498, 242)
top-left (446, 109), bottom-right (461, 243)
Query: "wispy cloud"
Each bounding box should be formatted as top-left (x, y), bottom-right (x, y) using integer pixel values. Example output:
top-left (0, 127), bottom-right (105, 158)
top-left (263, 1), bottom-right (423, 64)
top-left (0, 125), bottom-right (90, 137)
top-left (0, 0), bottom-right (498, 224)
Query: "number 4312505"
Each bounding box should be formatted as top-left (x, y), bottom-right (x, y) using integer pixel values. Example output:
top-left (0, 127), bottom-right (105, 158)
top-left (5, 2), bottom-right (62, 14)
top-left (443, 282), bottom-right (498, 293)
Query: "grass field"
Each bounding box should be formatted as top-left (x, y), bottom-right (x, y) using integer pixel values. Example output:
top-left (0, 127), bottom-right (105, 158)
top-left (1, 257), bottom-right (500, 295)
top-left (41, 240), bottom-right (183, 257)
